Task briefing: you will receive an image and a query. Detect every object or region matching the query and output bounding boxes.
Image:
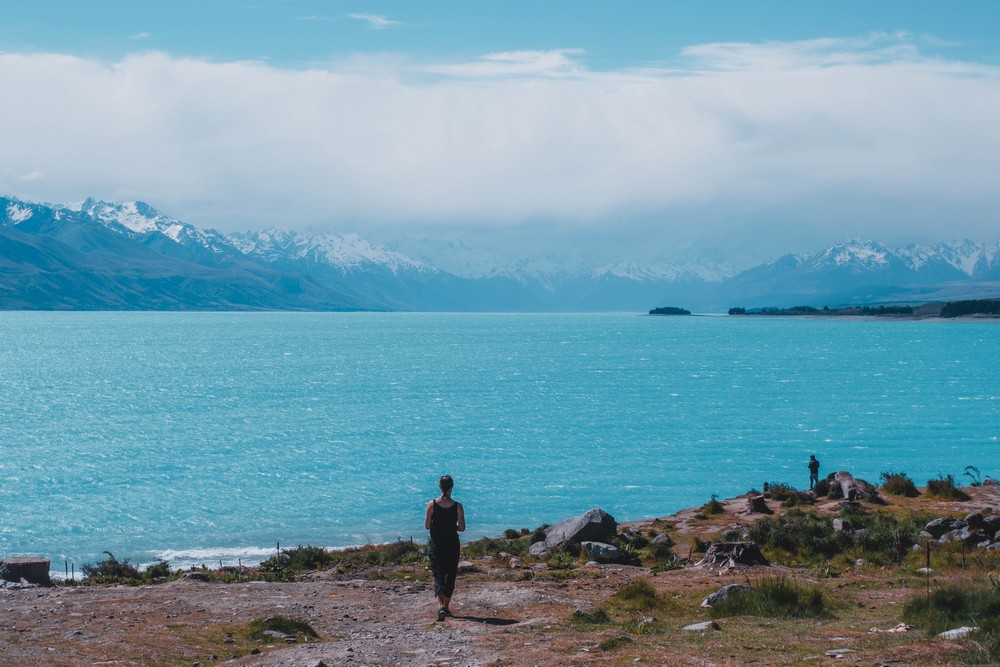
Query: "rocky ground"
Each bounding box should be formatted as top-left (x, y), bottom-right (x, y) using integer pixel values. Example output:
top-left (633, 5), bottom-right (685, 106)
top-left (2, 484), bottom-right (999, 667)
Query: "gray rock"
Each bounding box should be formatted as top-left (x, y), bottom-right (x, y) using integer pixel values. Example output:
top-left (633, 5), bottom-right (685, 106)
top-left (939, 527), bottom-right (977, 544)
top-left (682, 621), bottom-right (721, 632)
top-left (537, 508), bottom-right (617, 550)
top-left (700, 584), bottom-right (751, 608)
top-left (580, 541), bottom-right (622, 562)
top-left (651, 533), bottom-right (674, 546)
top-left (832, 518), bottom-right (852, 532)
top-left (937, 626), bottom-right (978, 640)
top-left (528, 542), bottom-right (550, 558)
top-left (964, 512), bottom-right (987, 531)
top-left (924, 517), bottom-right (966, 539)
top-left (718, 525), bottom-right (749, 542)
top-left (987, 543), bottom-right (1000, 552)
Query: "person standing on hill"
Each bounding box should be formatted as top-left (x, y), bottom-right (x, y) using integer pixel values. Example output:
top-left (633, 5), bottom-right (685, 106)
top-left (808, 455), bottom-right (820, 489)
top-left (425, 474), bottom-right (466, 621)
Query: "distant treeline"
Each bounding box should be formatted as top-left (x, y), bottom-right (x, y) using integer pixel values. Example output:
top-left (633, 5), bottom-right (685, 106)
top-left (727, 299), bottom-right (1000, 318)
top-left (728, 305), bottom-right (913, 316)
top-left (939, 299), bottom-right (1000, 318)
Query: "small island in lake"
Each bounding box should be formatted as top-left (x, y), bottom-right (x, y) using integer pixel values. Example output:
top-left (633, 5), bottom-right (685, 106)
top-left (648, 306), bottom-right (691, 316)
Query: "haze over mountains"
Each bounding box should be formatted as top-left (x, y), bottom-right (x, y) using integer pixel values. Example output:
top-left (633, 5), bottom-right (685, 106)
top-left (2, 196), bottom-right (998, 312)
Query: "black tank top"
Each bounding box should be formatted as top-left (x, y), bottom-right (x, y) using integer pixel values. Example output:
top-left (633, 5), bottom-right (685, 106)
top-left (430, 500), bottom-right (459, 541)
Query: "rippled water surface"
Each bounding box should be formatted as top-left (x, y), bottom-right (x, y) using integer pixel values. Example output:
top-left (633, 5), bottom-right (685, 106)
top-left (1, 312), bottom-right (997, 569)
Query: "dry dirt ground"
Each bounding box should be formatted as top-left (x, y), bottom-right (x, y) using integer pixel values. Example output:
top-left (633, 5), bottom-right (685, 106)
top-left (3, 485), bottom-right (999, 667)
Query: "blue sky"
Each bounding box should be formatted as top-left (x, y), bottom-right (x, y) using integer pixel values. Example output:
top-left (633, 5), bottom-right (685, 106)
top-left (2, 1), bottom-right (1000, 261)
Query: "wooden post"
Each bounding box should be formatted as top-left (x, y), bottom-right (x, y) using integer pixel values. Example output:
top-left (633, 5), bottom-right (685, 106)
top-left (925, 541), bottom-right (931, 605)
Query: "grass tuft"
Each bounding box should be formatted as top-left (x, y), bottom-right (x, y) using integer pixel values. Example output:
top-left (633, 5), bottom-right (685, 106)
top-left (708, 577), bottom-right (827, 619)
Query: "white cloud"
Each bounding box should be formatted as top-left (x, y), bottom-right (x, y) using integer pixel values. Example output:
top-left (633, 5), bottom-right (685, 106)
top-left (0, 37), bottom-right (998, 257)
top-left (18, 170), bottom-right (45, 182)
top-left (130, 32), bottom-right (151, 41)
top-left (428, 49), bottom-right (586, 78)
top-left (346, 13), bottom-right (398, 29)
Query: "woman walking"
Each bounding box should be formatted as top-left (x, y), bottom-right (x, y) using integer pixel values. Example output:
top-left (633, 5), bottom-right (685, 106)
top-left (425, 474), bottom-right (466, 621)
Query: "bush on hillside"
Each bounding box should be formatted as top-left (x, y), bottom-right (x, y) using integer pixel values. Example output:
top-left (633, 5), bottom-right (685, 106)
top-left (880, 470), bottom-right (920, 497)
top-left (926, 475), bottom-right (971, 501)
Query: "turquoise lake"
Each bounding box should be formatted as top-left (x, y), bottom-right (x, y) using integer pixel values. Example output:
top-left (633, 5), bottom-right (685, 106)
top-left (0, 312), bottom-right (997, 571)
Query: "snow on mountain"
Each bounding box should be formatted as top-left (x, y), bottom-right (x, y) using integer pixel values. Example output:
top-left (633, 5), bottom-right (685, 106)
top-left (5, 201), bottom-right (34, 224)
top-left (62, 198), bottom-right (236, 254)
top-left (234, 228), bottom-right (428, 274)
top-left (796, 238), bottom-right (894, 271)
top-left (927, 239), bottom-right (1000, 276)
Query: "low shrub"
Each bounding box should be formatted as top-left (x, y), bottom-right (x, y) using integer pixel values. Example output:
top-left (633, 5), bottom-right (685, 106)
top-left (702, 495), bottom-right (726, 515)
top-left (611, 579), bottom-right (660, 612)
top-left (880, 470), bottom-right (920, 497)
top-left (598, 636), bottom-right (632, 651)
top-left (708, 577), bottom-right (827, 619)
top-left (746, 507), bottom-right (922, 565)
top-left (503, 528), bottom-right (520, 539)
top-left (926, 474), bottom-right (971, 501)
top-left (81, 552), bottom-right (142, 584)
top-left (144, 559), bottom-right (173, 580)
top-left (764, 482), bottom-right (798, 502)
top-left (546, 544), bottom-right (579, 570)
top-left (247, 615), bottom-right (319, 642)
top-left (570, 608), bottom-right (612, 625)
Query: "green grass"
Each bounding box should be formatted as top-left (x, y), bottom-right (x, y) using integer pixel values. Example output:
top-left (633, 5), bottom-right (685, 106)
top-left (708, 577), bottom-right (827, 619)
top-left (902, 584), bottom-right (1000, 663)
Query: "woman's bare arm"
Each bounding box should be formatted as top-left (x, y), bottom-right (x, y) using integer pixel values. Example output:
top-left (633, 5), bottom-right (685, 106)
top-left (425, 500), bottom-right (434, 530)
top-left (456, 503), bottom-right (466, 532)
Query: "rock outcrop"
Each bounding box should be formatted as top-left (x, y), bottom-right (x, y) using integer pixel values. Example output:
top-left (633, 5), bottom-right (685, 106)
top-left (528, 508), bottom-right (617, 556)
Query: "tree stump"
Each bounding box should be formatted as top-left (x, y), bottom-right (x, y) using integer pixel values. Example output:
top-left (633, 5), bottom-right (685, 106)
top-left (828, 471), bottom-right (877, 501)
top-left (695, 542), bottom-right (770, 568)
top-left (0, 557), bottom-right (52, 586)
top-left (745, 494), bottom-right (773, 514)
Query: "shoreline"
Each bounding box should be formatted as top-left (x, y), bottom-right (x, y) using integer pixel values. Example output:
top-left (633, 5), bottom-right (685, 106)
top-left (4, 481), bottom-right (1000, 666)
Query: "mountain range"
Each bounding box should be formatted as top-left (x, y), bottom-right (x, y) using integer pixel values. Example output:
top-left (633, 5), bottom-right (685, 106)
top-left (2, 196), bottom-right (999, 312)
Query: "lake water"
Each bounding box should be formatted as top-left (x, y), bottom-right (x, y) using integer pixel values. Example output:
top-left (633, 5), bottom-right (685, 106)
top-left (0, 312), bottom-right (997, 572)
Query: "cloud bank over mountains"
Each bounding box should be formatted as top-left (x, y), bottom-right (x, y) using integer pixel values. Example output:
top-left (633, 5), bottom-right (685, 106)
top-left (1, 34), bottom-right (998, 261)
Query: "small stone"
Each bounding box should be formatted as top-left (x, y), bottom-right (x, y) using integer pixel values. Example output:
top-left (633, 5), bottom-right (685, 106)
top-left (682, 620), bottom-right (720, 632)
top-left (938, 626), bottom-right (978, 640)
top-left (223, 637), bottom-right (235, 644)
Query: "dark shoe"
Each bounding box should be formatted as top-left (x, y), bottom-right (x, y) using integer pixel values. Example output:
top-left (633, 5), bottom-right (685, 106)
top-left (444, 608), bottom-right (454, 617)
top-left (437, 608), bottom-right (447, 622)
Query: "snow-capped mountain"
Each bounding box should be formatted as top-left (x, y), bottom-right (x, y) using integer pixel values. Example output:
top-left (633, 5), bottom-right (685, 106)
top-left (233, 228), bottom-right (428, 274)
top-left (2, 195), bottom-right (999, 311)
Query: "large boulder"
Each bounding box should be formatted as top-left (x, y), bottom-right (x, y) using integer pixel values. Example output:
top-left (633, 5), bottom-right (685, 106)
top-left (533, 508), bottom-right (617, 551)
top-left (0, 557), bottom-right (52, 586)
